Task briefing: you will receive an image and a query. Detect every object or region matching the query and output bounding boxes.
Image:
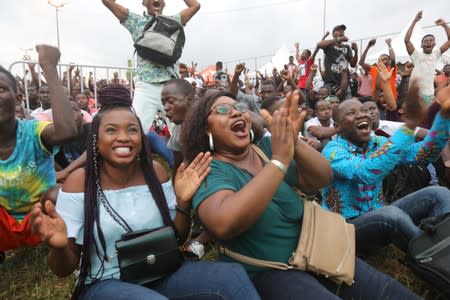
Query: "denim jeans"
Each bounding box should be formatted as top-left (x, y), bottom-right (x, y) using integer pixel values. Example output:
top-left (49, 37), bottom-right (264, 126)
top-left (147, 131), bottom-right (174, 168)
top-left (80, 261), bottom-right (261, 300)
top-left (252, 257), bottom-right (421, 300)
top-left (350, 186), bottom-right (450, 252)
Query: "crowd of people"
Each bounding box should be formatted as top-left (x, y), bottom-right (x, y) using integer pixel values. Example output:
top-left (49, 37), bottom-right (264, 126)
top-left (1, 0), bottom-right (450, 299)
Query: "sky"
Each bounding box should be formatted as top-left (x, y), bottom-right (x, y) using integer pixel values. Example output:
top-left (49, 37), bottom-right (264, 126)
top-left (1, 0), bottom-right (449, 77)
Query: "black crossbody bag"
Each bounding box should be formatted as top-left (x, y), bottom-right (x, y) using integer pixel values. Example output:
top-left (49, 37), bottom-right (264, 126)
top-left (98, 188), bottom-right (184, 286)
top-left (407, 213), bottom-right (450, 297)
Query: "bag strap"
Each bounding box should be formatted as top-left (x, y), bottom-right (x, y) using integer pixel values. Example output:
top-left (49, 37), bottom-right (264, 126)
top-left (251, 144), bottom-right (270, 163)
top-left (219, 246), bottom-right (292, 271)
top-left (97, 187), bottom-right (133, 233)
top-left (420, 212), bottom-right (450, 234)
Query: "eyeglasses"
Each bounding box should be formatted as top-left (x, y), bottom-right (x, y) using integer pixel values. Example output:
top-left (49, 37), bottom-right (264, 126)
top-left (208, 103), bottom-right (249, 116)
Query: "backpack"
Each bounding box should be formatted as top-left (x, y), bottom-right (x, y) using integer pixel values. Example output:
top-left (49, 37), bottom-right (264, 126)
top-left (134, 15), bottom-right (185, 66)
top-left (407, 213), bottom-right (450, 297)
top-left (382, 163), bottom-right (431, 204)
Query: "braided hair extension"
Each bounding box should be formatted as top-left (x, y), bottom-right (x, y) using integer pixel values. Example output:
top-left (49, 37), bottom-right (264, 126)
top-left (72, 85), bottom-right (175, 299)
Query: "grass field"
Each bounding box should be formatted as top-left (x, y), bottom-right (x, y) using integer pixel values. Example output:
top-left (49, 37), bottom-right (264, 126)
top-left (0, 244), bottom-right (447, 300)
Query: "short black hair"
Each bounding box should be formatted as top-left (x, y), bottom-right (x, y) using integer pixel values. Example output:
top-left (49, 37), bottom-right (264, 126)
top-left (304, 49), bottom-right (312, 57)
top-left (164, 79), bottom-right (194, 97)
top-left (260, 96), bottom-right (281, 111)
top-left (421, 34), bottom-right (435, 43)
top-left (216, 61), bottom-right (223, 69)
top-left (0, 66), bottom-right (18, 94)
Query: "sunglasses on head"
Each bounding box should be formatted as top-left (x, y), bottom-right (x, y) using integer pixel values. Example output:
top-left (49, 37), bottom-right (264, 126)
top-left (208, 102), bottom-right (249, 116)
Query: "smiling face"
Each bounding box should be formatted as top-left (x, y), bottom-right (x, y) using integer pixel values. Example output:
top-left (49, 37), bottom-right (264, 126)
top-left (207, 96), bottom-right (252, 154)
top-left (161, 83), bottom-right (191, 125)
top-left (98, 108), bottom-right (142, 168)
top-left (143, 0), bottom-right (165, 16)
top-left (335, 99), bottom-right (372, 146)
top-left (0, 72), bottom-right (17, 123)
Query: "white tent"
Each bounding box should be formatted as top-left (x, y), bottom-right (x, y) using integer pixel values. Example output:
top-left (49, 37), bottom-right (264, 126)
top-left (367, 22), bottom-right (449, 68)
top-left (258, 44), bottom-right (291, 75)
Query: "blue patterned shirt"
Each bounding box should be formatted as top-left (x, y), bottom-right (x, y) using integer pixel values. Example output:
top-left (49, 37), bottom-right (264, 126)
top-left (322, 113), bottom-right (450, 219)
top-left (122, 11), bottom-right (181, 83)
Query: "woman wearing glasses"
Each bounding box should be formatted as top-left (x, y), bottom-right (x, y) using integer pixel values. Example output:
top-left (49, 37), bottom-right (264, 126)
top-left (181, 89), bottom-right (422, 299)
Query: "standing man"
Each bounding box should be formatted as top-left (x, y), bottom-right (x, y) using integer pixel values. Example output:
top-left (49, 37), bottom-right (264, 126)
top-left (317, 24), bottom-right (358, 98)
top-left (405, 11), bottom-right (450, 106)
top-left (102, 0), bottom-right (201, 132)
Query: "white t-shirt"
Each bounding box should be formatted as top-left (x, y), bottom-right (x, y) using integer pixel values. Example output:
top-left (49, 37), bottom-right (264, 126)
top-left (56, 181), bottom-right (176, 283)
top-left (304, 117), bottom-right (335, 140)
top-left (167, 124), bottom-right (183, 152)
top-left (373, 120), bottom-right (421, 137)
top-left (410, 48), bottom-right (442, 96)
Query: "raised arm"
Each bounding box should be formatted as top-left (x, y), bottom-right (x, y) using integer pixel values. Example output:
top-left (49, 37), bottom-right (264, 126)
top-left (23, 55), bottom-right (41, 88)
top-left (101, 0), bottom-right (129, 23)
top-left (305, 64), bottom-right (317, 91)
top-left (230, 63), bottom-right (245, 96)
top-left (172, 152), bottom-right (211, 242)
top-left (377, 60), bottom-right (397, 111)
top-left (180, 0), bottom-right (201, 25)
top-left (386, 38), bottom-right (396, 67)
top-left (405, 84), bottom-right (450, 164)
top-left (359, 39), bottom-right (376, 72)
top-left (405, 11), bottom-right (422, 56)
top-left (311, 31), bottom-right (330, 62)
top-left (350, 42), bottom-right (358, 68)
top-left (295, 42), bottom-right (300, 61)
top-left (436, 18), bottom-right (450, 54)
top-left (38, 45), bottom-right (77, 147)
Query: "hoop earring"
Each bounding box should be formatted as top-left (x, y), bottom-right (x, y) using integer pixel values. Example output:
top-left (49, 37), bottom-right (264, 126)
top-left (208, 133), bottom-right (214, 151)
top-left (250, 129), bottom-right (254, 142)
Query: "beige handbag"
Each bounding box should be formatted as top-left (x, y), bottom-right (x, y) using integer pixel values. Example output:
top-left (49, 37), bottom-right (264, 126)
top-left (220, 145), bottom-right (356, 286)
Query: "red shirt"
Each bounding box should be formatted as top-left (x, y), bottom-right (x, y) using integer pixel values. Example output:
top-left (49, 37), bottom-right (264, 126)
top-left (297, 58), bottom-right (313, 89)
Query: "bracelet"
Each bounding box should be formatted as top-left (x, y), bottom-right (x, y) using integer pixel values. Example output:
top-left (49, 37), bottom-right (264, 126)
top-left (175, 205), bottom-right (191, 217)
top-left (270, 159), bottom-right (288, 175)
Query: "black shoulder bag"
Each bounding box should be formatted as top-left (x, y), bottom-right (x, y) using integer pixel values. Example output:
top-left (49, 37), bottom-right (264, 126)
top-left (98, 188), bottom-right (184, 287)
top-left (407, 212), bottom-right (450, 297)
top-left (134, 15), bottom-right (186, 66)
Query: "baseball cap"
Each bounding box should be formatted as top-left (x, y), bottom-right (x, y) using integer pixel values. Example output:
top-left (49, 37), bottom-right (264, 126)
top-left (332, 24), bottom-right (347, 33)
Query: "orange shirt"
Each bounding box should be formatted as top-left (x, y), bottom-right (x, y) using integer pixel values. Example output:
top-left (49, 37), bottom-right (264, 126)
top-left (369, 65), bottom-right (398, 99)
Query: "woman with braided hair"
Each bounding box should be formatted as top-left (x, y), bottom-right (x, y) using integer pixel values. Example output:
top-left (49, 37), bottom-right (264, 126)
top-left (30, 85), bottom-right (260, 300)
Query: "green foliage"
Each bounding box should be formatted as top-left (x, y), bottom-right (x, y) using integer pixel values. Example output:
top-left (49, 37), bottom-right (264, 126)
top-left (0, 246), bottom-right (74, 300)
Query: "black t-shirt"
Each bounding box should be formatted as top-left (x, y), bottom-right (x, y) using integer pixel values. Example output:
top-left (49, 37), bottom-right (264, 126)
top-left (323, 43), bottom-right (353, 87)
top-left (55, 123), bottom-right (91, 168)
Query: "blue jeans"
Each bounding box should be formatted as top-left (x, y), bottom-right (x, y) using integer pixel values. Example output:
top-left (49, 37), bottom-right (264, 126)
top-left (147, 131), bottom-right (174, 169)
top-left (252, 257), bottom-right (421, 299)
top-left (350, 186), bottom-right (450, 252)
top-left (79, 261), bottom-right (260, 300)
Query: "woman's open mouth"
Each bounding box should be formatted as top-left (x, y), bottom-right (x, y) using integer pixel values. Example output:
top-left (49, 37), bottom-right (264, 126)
top-left (230, 120), bottom-right (248, 137)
